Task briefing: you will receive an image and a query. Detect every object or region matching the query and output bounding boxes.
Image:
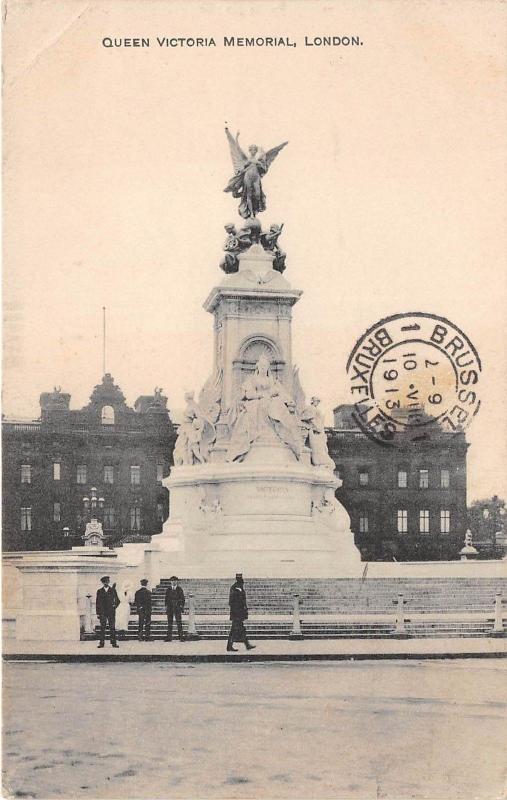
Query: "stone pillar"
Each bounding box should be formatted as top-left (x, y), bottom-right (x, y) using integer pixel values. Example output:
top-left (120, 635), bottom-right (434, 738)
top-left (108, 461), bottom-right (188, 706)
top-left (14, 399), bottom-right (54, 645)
top-left (393, 593), bottom-right (408, 638)
top-left (492, 592), bottom-right (504, 637)
top-left (12, 551), bottom-right (124, 641)
top-left (84, 594), bottom-right (94, 634)
top-left (290, 594), bottom-right (303, 639)
top-left (186, 593), bottom-right (200, 640)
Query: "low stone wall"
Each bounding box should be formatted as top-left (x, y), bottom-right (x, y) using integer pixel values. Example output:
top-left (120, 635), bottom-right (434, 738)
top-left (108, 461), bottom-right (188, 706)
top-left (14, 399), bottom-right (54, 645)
top-left (3, 547), bottom-right (506, 642)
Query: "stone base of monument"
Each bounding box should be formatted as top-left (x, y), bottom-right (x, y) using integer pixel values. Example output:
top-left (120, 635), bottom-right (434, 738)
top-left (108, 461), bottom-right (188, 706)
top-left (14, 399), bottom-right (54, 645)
top-left (147, 442), bottom-right (362, 579)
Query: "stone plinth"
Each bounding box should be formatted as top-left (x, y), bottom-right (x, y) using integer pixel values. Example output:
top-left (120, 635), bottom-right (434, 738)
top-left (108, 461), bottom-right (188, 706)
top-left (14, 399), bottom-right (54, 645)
top-left (11, 551), bottom-right (137, 641)
top-left (203, 248), bottom-right (302, 415)
top-left (150, 440), bottom-right (362, 579)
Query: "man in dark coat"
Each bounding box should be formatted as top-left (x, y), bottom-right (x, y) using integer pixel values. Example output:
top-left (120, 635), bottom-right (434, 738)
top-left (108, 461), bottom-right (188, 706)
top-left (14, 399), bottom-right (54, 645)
top-left (227, 573), bottom-right (256, 652)
top-left (134, 579), bottom-right (152, 641)
top-left (96, 576), bottom-right (120, 648)
top-left (164, 576), bottom-right (185, 642)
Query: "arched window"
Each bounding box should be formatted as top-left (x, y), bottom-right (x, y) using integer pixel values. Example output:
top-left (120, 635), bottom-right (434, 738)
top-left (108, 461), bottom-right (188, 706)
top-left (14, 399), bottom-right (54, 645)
top-left (101, 405), bottom-right (115, 425)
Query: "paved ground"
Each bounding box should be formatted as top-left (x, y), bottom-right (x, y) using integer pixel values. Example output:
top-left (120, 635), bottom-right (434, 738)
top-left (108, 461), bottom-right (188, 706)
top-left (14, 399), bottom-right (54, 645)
top-left (3, 659), bottom-right (506, 799)
top-left (3, 635), bottom-right (507, 661)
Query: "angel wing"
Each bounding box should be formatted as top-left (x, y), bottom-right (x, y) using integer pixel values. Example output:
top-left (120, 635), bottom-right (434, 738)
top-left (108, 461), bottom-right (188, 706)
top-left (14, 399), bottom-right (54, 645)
top-left (198, 368), bottom-right (223, 424)
top-left (225, 127), bottom-right (248, 173)
top-left (291, 365), bottom-right (307, 417)
top-left (265, 140), bottom-right (289, 169)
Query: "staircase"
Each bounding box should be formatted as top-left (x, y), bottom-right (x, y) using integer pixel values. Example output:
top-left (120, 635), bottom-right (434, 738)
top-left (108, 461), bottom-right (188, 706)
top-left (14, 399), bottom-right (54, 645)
top-left (86, 576), bottom-right (507, 641)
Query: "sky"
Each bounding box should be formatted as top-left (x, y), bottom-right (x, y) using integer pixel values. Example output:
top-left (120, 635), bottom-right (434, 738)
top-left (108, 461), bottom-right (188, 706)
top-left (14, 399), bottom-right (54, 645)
top-left (3, 0), bottom-right (506, 501)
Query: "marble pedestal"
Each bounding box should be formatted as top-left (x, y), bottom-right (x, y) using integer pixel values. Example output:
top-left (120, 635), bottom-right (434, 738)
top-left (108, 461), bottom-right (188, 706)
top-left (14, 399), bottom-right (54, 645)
top-left (149, 440), bottom-right (362, 579)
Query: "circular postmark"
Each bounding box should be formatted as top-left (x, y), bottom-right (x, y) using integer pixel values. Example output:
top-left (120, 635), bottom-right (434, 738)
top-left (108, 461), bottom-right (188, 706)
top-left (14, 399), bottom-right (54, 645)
top-left (346, 312), bottom-right (481, 443)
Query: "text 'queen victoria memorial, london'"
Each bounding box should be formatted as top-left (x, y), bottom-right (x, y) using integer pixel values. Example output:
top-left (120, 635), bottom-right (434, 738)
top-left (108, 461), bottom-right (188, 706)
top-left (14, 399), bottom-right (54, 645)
top-left (151, 128), bottom-right (362, 578)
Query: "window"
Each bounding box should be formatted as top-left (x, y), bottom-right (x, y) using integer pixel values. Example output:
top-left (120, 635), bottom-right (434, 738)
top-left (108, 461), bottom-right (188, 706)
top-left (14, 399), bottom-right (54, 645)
top-left (130, 506), bottom-right (141, 531)
top-left (53, 502), bottom-right (61, 523)
top-left (77, 465), bottom-right (87, 484)
top-left (53, 462), bottom-right (61, 481)
top-left (21, 464), bottom-right (31, 484)
top-left (130, 465), bottom-right (141, 485)
top-left (157, 502), bottom-right (165, 522)
top-left (21, 507), bottom-right (32, 531)
top-left (440, 510), bottom-right (450, 533)
top-left (358, 471), bottom-right (369, 486)
top-left (419, 509), bottom-right (430, 533)
top-left (397, 509), bottom-right (408, 534)
top-left (101, 405), bottom-right (115, 425)
top-left (359, 512), bottom-right (369, 533)
top-left (419, 469), bottom-right (429, 489)
top-left (156, 464), bottom-right (164, 483)
top-left (104, 465), bottom-right (114, 484)
top-left (440, 469), bottom-right (450, 489)
top-left (103, 506), bottom-right (115, 530)
top-left (397, 470), bottom-right (407, 488)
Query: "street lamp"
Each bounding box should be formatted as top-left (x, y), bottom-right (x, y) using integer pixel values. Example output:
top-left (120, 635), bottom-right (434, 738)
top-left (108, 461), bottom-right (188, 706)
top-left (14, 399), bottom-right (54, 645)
top-left (83, 487), bottom-right (105, 518)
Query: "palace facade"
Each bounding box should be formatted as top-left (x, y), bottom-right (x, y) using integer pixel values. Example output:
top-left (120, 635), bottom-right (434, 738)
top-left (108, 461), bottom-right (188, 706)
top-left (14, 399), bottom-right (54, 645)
top-left (328, 405), bottom-right (468, 561)
top-left (2, 375), bottom-right (176, 551)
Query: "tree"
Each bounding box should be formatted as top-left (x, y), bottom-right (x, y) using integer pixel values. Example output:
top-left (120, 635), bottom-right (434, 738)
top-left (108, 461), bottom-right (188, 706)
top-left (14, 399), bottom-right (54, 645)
top-left (467, 496), bottom-right (507, 558)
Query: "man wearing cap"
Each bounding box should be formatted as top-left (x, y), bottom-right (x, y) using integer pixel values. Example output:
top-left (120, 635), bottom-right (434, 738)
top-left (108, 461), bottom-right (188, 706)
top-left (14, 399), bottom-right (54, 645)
top-left (96, 576), bottom-right (120, 648)
top-left (227, 573), bottom-right (256, 652)
top-left (164, 576), bottom-right (186, 642)
top-left (134, 579), bottom-right (152, 642)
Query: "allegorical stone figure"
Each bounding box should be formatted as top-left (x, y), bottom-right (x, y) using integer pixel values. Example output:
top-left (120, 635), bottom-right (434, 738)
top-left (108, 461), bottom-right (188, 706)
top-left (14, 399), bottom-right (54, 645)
top-left (260, 223), bottom-right (286, 273)
top-left (173, 373), bottom-right (222, 466)
top-left (301, 396), bottom-right (335, 469)
top-left (226, 355), bottom-right (302, 462)
top-left (219, 223), bottom-right (253, 273)
top-left (224, 128), bottom-right (288, 219)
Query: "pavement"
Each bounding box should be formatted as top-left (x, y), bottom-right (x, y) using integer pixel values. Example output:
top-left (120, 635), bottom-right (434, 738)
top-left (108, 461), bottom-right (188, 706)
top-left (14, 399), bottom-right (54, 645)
top-left (3, 658), bottom-right (507, 799)
top-left (3, 635), bottom-right (506, 661)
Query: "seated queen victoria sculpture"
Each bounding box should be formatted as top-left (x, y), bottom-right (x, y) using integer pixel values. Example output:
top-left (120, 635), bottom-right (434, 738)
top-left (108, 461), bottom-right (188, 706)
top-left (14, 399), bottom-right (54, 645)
top-left (226, 354), bottom-right (302, 463)
top-left (153, 126), bottom-right (361, 578)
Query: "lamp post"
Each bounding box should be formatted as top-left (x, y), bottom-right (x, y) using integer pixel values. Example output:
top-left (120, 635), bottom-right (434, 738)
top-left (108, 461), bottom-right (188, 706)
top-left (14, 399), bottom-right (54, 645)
top-left (81, 486), bottom-right (106, 545)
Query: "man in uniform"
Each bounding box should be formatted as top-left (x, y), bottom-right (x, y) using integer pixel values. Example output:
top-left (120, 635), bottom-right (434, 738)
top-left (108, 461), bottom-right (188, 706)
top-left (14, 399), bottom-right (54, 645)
top-left (227, 573), bottom-right (256, 652)
top-left (134, 578), bottom-right (152, 641)
top-left (164, 576), bottom-right (186, 642)
top-left (96, 575), bottom-right (120, 648)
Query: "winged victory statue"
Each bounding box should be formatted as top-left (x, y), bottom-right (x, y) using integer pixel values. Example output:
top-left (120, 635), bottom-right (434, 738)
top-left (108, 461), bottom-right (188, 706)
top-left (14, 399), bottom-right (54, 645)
top-left (224, 127), bottom-right (288, 219)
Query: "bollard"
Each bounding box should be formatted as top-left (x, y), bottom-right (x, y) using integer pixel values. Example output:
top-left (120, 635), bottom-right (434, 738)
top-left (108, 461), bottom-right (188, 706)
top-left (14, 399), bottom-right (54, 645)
top-left (84, 594), bottom-right (94, 635)
top-left (393, 593), bottom-right (408, 638)
top-left (492, 592), bottom-right (505, 637)
top-left (186, 593), bottom-right (200, 640)
top-left (289, 594), bottom-right (303, 640)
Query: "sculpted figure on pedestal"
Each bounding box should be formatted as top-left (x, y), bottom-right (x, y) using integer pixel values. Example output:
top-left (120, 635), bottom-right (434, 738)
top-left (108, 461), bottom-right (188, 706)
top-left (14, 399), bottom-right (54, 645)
top-left (226, 355), bottom-right (302, 462)
top-left (173, 371), bottom-right (222, 465)
top-left (301, 396), bottom-right (335, 469)
top-left (219, 223), bottom-right (252, 274)
top-left (260, 223), bottom-right (286, 273)
top-left (224, 128), bottom-right (288, 219)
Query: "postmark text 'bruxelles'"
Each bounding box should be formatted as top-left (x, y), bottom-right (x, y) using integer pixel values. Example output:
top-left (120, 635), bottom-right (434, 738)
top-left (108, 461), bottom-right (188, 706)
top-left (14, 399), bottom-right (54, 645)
top-left (346, 312), bottom-right (481, 444)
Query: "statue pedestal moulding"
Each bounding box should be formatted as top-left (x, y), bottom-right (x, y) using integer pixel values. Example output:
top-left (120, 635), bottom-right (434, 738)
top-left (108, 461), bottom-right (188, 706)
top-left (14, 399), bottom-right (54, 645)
top-left (150, 127), bottom-right (362, 578)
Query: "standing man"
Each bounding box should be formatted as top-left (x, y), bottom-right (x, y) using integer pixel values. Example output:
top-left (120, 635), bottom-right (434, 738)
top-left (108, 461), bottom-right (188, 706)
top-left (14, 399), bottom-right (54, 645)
top-left (96, 576), bottom-right (120, 648)
top-left (227, 573), bottom-right (256, 652)
top-left (165, 576), bottom-right (186, 642)
top-left (134, 578), bottom-right (152, 642)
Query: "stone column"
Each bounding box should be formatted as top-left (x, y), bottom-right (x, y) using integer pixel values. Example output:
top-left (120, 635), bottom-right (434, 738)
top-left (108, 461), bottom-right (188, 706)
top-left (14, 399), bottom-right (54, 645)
top-left (290, 594), bottom-right (303, 639)
top-left (84, 594), bottom-right (94, 635)
top-left (393, 593), bottom-right (408, 638)
top-left (186, 593), bottom-right (200, 640)
top-left (492, 592), bottom-right (504, 637)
